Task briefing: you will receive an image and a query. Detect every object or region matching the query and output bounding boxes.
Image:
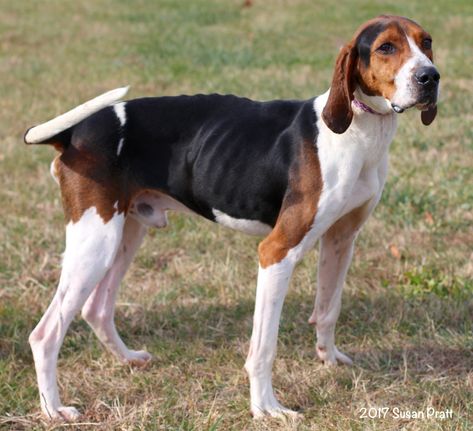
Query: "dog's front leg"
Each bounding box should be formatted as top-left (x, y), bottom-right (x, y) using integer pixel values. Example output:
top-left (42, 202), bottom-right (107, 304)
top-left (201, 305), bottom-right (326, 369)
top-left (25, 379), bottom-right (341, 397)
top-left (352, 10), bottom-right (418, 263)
top-left (311, 232), bottom-right (356, 366)
top-left (308, 204), bottom-right (373, 366)
top-left (244, 213), bottom-right (320, 419)
top-left (245, 256), bottom-right (298, 418)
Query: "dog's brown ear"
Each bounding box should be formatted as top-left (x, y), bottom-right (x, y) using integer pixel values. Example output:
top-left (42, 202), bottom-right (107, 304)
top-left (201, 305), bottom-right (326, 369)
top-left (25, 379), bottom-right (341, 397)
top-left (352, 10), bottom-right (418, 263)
top-left (421, 105), bottom-right (437, 125)
top-left (322, 43), bottom-right (357, 134)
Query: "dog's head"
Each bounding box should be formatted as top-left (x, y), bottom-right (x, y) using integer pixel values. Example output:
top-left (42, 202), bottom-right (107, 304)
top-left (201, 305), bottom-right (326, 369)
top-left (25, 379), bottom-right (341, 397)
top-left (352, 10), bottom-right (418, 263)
top-left (323, 15), bottom-right (440, 134)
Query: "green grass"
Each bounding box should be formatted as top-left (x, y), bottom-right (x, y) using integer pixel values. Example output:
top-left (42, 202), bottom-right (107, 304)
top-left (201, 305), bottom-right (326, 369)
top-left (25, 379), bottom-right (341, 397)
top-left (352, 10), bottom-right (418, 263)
top-left (1, 0), bottom-right (472, 429)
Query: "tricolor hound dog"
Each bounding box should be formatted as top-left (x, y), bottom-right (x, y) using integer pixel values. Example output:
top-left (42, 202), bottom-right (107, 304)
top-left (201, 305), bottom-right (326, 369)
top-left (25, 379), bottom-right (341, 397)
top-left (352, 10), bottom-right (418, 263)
top-left (25, 15), bottom-right (439, 421)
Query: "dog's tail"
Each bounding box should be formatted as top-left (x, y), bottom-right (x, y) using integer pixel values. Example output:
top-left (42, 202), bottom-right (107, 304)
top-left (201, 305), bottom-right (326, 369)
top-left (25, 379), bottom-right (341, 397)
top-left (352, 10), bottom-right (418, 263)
top-left (24, 86), bottom-right (129, 149)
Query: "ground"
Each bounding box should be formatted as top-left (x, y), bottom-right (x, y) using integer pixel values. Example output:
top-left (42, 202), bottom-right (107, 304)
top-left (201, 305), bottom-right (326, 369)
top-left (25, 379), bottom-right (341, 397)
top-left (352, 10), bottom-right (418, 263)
top-left (0, 0), bottom-right (472, 430)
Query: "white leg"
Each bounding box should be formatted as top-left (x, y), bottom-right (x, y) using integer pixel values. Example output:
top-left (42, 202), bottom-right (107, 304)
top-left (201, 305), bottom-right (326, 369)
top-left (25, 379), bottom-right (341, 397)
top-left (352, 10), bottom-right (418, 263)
top-left (308, 205), bottom-right (371, 366)
top-left (309, 233), bottom-right (355, 366)
top-left (29, 208), bottom-right (124, 420)
top-left (244, 175), bottom-right (342, 418)
top-left (245, 258), bottom-right (299, 418)
top-left (81, 216), bottom-right (151, 366)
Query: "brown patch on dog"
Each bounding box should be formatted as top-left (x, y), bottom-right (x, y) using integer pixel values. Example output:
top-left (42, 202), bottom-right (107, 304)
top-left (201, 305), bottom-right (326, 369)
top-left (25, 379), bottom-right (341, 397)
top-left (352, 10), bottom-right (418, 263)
top-left (324, 202), bottom-right (371, 243)
top-left (56, 145), bottom-right (130, 224)
top-left (356, 23), bottom-right (411, 101)
top-left (52, 142), bottom-right (64, 152)
top-left (258, 140), bottom-right (322, 268)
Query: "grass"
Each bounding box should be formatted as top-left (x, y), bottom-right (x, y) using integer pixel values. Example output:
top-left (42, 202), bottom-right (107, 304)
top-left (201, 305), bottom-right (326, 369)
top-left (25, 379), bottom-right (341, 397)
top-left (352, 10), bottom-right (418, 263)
top-left (0, 0), bottom-right (472, 429)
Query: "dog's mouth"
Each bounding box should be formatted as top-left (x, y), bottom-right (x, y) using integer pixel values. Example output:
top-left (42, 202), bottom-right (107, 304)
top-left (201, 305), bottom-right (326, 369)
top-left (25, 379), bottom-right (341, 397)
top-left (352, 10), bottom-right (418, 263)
top-left (391, 82), bottom-right (439, 114)
top-left (391, 99), bottom-right (437, 114)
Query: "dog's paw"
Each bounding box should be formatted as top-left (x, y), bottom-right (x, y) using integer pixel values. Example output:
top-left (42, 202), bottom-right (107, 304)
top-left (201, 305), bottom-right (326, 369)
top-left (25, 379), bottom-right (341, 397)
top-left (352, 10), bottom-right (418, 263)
top-left (45, 405), bottom-right (81, 422)
top-left (251, 397), bottom-right (302, 420)
top-left (125, 350), bottom-right (152, 368)
top-left (317, 344), bottom-right (353, 366)
top-left (252, 405), bottom-right (301, 420)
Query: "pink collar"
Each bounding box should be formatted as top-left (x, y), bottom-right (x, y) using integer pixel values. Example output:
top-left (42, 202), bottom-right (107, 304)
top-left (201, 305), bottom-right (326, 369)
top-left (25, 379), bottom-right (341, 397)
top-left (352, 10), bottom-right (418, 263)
top-left (352, 98), bottom-right (384, 115)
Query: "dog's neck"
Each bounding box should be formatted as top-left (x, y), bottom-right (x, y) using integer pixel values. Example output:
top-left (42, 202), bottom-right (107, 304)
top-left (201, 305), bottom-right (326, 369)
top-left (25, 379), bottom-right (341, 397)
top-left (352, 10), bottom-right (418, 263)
top-left (352, 98), bottom-right (383, 115)
top-left (353, 87), bottom-right (394, 116)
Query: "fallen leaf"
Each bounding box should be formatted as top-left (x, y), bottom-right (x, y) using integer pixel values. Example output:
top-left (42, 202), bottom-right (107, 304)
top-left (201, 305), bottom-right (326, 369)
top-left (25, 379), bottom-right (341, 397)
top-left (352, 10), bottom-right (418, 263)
top-left (389, 244), bottom-right (402, 259)
top-left (424, 211), bottom-right (434, 225)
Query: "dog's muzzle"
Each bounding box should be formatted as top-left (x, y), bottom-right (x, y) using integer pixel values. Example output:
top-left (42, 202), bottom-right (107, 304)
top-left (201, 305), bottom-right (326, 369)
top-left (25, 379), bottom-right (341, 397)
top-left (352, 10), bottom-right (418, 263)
top-left (414, 66), bottom-right (440, 107)
top-left (391, 66), bottom-right (440, 114)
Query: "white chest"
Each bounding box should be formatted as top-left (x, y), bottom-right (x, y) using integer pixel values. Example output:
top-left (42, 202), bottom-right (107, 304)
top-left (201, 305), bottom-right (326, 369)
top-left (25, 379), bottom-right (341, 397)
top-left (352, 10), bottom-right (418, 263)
top-left (313, 91), bottom-right (397, 221)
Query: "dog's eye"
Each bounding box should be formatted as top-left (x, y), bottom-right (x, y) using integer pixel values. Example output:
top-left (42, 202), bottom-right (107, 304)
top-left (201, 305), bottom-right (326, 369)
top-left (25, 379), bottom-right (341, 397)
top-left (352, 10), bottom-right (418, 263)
top-left (377, 42), bottom-right (396, 54)
top-left (422, 38), bottom-right (432, 50)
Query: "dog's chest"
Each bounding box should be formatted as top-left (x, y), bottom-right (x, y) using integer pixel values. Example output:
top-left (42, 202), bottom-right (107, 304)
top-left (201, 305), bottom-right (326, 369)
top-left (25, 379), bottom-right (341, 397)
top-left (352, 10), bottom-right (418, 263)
top-left (313, 95), bottom-right (397, 224)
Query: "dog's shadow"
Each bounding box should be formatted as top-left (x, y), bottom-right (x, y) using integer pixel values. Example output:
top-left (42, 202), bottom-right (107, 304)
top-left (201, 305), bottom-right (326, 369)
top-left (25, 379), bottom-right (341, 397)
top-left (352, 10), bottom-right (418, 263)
top-left (107, 288), bottom-right (473, 378)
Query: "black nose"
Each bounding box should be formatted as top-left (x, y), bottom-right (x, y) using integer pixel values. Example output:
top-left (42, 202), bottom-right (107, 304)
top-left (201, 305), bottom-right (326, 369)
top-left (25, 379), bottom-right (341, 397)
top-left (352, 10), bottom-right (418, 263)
top-left (415, 66), bottom-right (440, 86)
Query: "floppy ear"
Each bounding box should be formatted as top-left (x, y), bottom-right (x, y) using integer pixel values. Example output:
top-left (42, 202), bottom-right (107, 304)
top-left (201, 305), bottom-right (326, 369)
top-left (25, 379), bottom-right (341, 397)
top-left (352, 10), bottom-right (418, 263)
top-left (322, 43), bottom-right (358, 134)
top-left (421, 105), bottom-right (437, 125)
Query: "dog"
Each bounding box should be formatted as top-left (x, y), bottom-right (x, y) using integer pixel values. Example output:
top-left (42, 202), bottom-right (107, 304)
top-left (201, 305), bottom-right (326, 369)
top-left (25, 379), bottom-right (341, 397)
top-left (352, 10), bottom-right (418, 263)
top-left (24, 15), bottom-right (439, 421)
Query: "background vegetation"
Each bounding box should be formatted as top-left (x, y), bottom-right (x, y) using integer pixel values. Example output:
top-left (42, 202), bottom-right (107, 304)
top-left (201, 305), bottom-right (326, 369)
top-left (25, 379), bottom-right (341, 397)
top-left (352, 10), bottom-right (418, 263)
top-left (0, 0), bottom-right (472, 429)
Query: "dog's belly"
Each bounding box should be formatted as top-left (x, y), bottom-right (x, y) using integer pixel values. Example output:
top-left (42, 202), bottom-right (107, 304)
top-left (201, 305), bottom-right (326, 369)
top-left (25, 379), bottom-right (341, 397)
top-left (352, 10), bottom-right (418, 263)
top-left (128, 190), bottom-right (273, 236)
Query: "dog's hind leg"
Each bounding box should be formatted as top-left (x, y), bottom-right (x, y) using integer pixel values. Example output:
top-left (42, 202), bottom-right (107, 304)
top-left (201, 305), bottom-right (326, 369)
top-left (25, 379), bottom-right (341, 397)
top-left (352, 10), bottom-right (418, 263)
top-left (29, 207), bottom-right (125, 421)
top-left (81, 216), bottom-right (150, 366)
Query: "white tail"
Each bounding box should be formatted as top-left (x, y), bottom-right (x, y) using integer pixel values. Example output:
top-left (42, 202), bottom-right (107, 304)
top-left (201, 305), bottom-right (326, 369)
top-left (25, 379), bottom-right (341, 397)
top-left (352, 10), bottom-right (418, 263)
top-left (24, 86), bottom-right (129, 144)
